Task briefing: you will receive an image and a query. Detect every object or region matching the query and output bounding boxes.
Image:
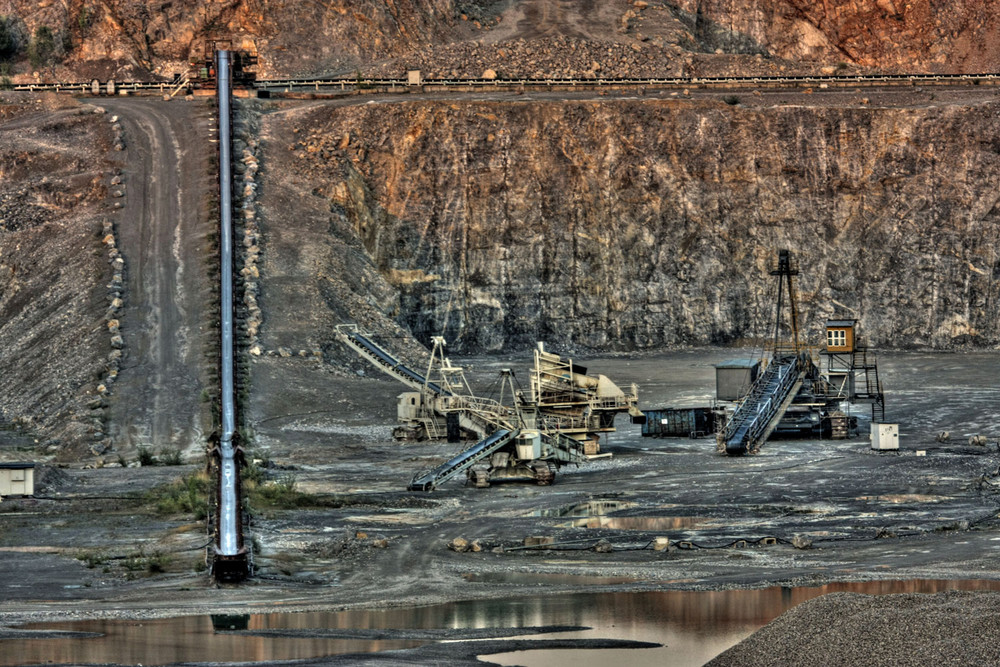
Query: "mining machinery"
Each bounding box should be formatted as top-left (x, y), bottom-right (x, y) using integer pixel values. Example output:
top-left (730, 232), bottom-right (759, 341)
top-left (336, 325), bottom-right (642, 489)
top-left (718, 250), bottom-right (885, 456)
top-left (187, 40), bottom-right (258, 90)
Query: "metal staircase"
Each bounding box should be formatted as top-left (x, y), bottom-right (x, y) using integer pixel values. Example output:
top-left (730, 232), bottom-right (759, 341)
top-left (852, 347), bottom-right (885, 422)
top-left (542, 430), bottom-right (588, 464)
top-left (723, 353), bottom-right (808, 455)
top-left (723, 249), bottom-right (811, 456)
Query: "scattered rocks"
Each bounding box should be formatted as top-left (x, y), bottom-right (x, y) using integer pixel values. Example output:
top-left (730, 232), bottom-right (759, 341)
top-left (593, 539), bottom-right (613, 553)
top-left (232, 111), bottom-right (265, 358)
top-left (448, 537), bottom-right (470, 552)
top-left (790, 535), bottom-right (813, 550)
top-left (99, 207), bottom-right (126, 403)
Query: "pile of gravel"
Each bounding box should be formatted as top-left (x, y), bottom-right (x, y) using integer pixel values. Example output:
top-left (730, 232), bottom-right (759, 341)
top-left (709, 591), bottom-right (1000, 666)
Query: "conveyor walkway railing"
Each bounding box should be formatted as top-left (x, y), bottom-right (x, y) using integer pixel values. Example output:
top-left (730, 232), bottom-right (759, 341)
top-left (724, 353), bottom-right (807, 456)
top-left (408, 428), bottom-right (518, 491)
top-left (543, 431), bottom-right (587, 464)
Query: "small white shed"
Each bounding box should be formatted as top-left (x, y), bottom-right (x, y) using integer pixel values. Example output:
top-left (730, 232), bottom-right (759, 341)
top-left (870, 423), bottom-right (899, 451)
top-left (0, 463), bottom-right (35, 497)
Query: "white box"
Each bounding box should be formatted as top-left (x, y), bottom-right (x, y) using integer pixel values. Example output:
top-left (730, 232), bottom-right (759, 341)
top-left (870, 423), bottom-right (899, 450)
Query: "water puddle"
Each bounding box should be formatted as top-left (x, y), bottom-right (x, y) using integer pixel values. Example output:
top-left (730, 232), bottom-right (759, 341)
top-left (345, 511), bottom-right (432, 526)
top-left (856, 494), bottom-right (948, 503)
top-left (6, 579), bottom-right (1000, 666)
top-left (529, 499), bottom-right (637, 518)
top-left (463, 572), bottom-right (641, 585)
top-left (560, 516), bottom-right (709, 530)
top-left (483, 579), bottom-right (1000, 667)
top-left (527, 500), bottom-right (706, 530)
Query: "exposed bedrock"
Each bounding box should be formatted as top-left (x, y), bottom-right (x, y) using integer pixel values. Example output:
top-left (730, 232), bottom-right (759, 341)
top-left (277, 97), bottom-right (1000, 353)
top-left (673, 0), bottom-right (1000, 73)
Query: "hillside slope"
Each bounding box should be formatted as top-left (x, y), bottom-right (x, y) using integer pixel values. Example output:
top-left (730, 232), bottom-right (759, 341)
top-left (0, 0), bottom-right (997, 81)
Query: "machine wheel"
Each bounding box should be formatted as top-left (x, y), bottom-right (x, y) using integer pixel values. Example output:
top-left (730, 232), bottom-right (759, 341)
top-left (468, 468), bottom-right (491, 488)
top-left (534, 462), bottom-right (556, 486)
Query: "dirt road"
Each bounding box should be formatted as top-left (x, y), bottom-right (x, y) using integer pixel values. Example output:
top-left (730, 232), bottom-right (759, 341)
top-left (101, 98), bottom-right (214, 457)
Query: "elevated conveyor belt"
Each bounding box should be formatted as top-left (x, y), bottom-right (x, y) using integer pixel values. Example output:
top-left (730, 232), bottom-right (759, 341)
top-left (724, 354), bottom-right (807, 456)
top-left (408, 429), bottom-right (517, 491)
top-left (212, 50), bottom-right (250, 582)
top-left (336, 327), bottom-right (452, 396)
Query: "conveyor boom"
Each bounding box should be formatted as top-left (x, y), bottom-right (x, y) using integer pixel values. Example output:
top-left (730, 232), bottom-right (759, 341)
top-left (408, 429), bottom-right (517, 491)
top-left (337, 327), bottom-right (452, 396)
top-left (724, 354), bottom-right (806, 455)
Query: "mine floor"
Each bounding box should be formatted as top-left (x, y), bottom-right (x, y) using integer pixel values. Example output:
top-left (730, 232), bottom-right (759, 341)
top-left (2, 350), bottom-right (1000, 664)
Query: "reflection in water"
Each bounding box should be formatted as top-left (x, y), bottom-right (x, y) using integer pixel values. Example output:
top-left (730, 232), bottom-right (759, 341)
top-left (485, 579), bottom-right (1000, 667)
top-left (7, 580), bottom-right (1000, 667)
top-left (211, 614), bottom-right (250, 631)
top-left (530, 500), bottom-right (637, 518)
top-left (560, 516), bottom-right (708, 530)
top-left (463, 572), bottom-right (641, 585)
top-left (530, 501), bottom-right (706, 530)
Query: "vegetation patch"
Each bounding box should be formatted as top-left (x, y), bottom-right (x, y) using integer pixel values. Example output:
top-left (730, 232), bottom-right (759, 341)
top-left (137, 446), bottom-right (184, 466)
top-left (144, 473), bottom-right (210, 519)
top-left (246, 475), bottom-right (317, 509)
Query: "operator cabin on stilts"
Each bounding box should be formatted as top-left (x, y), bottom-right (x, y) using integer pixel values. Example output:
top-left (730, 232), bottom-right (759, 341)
top-left (717, 249), bottom-right (886, 456)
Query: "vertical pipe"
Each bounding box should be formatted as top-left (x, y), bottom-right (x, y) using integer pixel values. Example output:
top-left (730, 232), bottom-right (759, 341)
top-left (215, 50), bottom-right (241, 561)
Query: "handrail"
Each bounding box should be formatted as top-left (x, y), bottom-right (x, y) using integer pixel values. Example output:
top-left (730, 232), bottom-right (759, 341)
top-left (724, 353), bottom-right (804, 453)
top-left (408, 429), bottom-right (517, 491)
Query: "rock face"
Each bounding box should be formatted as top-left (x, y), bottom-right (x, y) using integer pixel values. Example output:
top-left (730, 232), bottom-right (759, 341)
top-left (0, 0), bottom-right (462, 79)
top-left (676, 0), bottom-right (1000, 73)
top-left (275, 94), bottom-right (1000, 353)
top-left (1, 0), bottom-right (998, 80)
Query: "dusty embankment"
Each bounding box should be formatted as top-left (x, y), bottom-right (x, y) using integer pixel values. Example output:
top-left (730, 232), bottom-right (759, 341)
top-left (257, 87), bottom-right (1000, 356)
top-left (0, 93), bottom-right (119, 455)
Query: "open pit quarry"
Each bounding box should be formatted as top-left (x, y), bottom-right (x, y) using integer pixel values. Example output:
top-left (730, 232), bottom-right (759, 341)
top-left (1, 1), bottom-right (1000, 666)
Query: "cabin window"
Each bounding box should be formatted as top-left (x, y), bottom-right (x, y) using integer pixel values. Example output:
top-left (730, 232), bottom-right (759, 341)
top-left (827, 329), bottom-right (847, 348)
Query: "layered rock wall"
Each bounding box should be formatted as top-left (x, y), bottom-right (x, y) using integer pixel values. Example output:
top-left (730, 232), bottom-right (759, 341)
top-left (277, 96), bottom-right (1000, 352)
top-left (2, 0), bottom-right (998, 80)
top-left (0, 0), bottom-right (461, 79)
top-left (673, 0), bottom-right (1000, 73)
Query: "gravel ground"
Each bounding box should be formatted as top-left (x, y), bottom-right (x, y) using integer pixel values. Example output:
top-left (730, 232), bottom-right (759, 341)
top-left (709, 590), bottom-right (1000, 666)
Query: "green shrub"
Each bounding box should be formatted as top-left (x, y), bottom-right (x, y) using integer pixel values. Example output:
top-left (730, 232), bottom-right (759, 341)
top-left (249, 475), bottom-right (314, 508)
top-left (76, 550), bottom-right (107, 569)
top-left (0, 16), bottom-right (19, 61)
top-left (137, 447), bottom-right (157, 466)
top-left (28, 25), bottom-right (54, 71)
top-left (145, 473), bottom-right (210, 519)
top-left (146, 550), bottom-right (170, 573)
top-left (159, 448), bottom-right (183, 466)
